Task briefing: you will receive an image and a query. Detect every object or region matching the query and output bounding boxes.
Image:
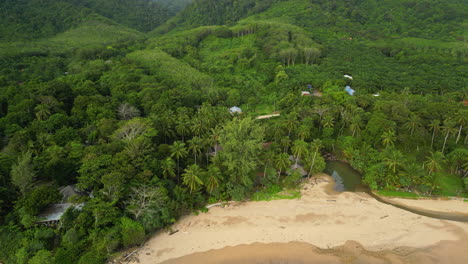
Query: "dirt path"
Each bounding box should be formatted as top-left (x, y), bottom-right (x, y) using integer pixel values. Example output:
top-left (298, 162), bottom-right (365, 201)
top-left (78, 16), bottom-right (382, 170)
top-left (255, 113), bottom-right (280, 119)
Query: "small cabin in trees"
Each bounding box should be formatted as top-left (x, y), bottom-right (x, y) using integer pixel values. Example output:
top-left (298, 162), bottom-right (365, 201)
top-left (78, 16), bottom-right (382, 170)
top-left (301, 91), bottom-right (311, 96)
top-left (345, 86), bottom-right (355, 96)
top-left (36, 185), bottom-right (83, 226)
top-left (229, 106), bottom-right (242, 114)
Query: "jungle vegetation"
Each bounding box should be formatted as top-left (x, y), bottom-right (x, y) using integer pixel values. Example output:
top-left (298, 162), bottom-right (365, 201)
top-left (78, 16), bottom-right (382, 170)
top-left (0, 0), bottom-right (466, 263)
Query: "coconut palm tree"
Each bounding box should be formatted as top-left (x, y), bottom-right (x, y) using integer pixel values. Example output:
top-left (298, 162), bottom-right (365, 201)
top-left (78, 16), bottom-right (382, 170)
top-left (205, 165), bottom-right (221, 194)
top-left (321, 115), bottom-right (335, 129)
top-left (275, 153), bottom-right (291, 180)
top-left (182, 164), bottom-right (204, 193)
top-left (441, 119), bottom-right (456, 154)
top-left (292, 140), bottom-right (308, 166)
top-left (381, 130), bottom-right (396, 148)
top-left (307, 139), bottom-right (323, 178)
top-left (35, 104), bottom-right (51, 121)
top-left (187, 136), bottom-right (203, 164)
top-left (424, 151), bottom-right (445, 195)
top-left (428, 119), bottom-right (440, 149)
top-left (297, 124), bottom-right (311, 141)
top-left (160, 157), bottom-right (176, 179)
top-left (383, 148), bottom-right (404, 174)
top-left (170, 141), bottom-right (188, 179)
top-left (423, 151), bottom-right (445, 176)
top-left (403, 114), bottom-right (421, 136)
top-left (454, 110), bottom-right (467, 144)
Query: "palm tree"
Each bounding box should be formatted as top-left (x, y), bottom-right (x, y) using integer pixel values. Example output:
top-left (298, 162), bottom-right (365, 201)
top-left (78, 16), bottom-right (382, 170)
top-left (275, 153), bottom-right (291, 180)
top-left (170, 141), bottom-right (188, 179)
top-left (35, 104), bottom-right (51, 121)
top-left (182, 164), bottom-right (204, 193)
top-left (292, 140), bottom-right (308, 165)
top-left (279, 136), bottom-right (292, 153)
top-left (307, 139), bottom-right (323, 178)
top-left (284, 112), bottom-right (299, 137)
top-left (187, 136), bottom-right (203, 164)
top-left (160, 157), bottom-right (176, 179)
top-left (176, 118), bottom-right (191, 141)
top-left (399, 162), bottom-right (424, 191)
top-left (428, 119), bottom-right (440, 149)
top-left (191, 117), bottom-right (205, 137)
top-left (423, 151), bottom-right (444, 176)
top-left (383, 148), bottom-right (404, 174)
top-left (403, 114), bottom-right (421, 136)
top-left (423, 151), bottom-right (445, 194)
top-left (349, 115), bottom-right (362, 137)
top-left (381, 130), bottom-right (396, 148)
top-left (454, 110), bottom-right (467, 144)
top-left (205, 165), bottom-right (221, 194)
top-left (297, 124), bottom-right (311, 140)
top-left (321, 115), bottom-right (335, 129)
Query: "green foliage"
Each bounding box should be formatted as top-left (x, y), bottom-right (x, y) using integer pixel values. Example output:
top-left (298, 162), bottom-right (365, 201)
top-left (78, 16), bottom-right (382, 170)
top-left (0, 0), bottom-right (467, 263)
top-left (19, 186), bottom-right (61, 215)
top-left (120, 217), bottom-right (145, 248)
top-left (11, 151), bottom-right (36, 195)
top-left (28, 250), bottom-right (53, 264)
top-left (251, 185), bottom-right (300, 201)
top-left (376, 190), bottom-right (420, 198)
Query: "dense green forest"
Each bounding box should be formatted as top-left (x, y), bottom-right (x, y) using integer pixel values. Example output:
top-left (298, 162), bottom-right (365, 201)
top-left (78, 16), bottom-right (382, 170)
top-left (0, 0), bottom-right (466, 263)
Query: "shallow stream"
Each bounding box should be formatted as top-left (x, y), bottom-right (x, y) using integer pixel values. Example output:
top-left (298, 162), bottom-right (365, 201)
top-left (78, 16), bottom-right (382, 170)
top-left (324, 160), bottom-right (468, 222)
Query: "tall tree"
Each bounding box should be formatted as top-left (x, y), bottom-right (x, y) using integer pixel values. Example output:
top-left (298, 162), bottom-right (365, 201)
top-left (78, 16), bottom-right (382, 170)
top-left (160, 157), bottom-right (176, 179)
top-left (428, 119), bottom-right (440, 149)
top-left (441, 119), bottom-right (456, 154)
top-left (291, 140), bottom-right (308, 166)
top-left (187, 136), bottom-right (203, 164)
top-left (170, 141), bottom-right (188, 179)
top-left (11, 151), bottom-right (36, 195)
top-left (218, 118), bottom-right (264, 193)
top-left (381, 130), bottom-right (396, 148)
top-left (182, 164), bottom-right (204, 193)
top-left (275, 153), bottom-right (291, 180)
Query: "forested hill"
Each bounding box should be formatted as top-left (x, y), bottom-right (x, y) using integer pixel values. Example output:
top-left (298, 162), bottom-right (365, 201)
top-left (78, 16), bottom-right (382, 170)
top-left (158, 0), bottom-right (465, 40)
top-left (0, 0), bottom-right (172, 41)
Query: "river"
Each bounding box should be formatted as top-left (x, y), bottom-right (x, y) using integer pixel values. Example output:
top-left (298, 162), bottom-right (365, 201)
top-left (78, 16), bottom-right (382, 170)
top-left (325, 160), bottom-right (468, 222)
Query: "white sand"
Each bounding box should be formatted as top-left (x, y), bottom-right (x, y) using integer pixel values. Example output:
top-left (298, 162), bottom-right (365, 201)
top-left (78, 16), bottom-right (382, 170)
top-left (130, 174), bottom-right (468, 264)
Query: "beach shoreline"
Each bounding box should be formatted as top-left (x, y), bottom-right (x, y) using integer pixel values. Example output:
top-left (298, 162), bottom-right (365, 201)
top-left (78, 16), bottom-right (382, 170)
top-left (128, 174), bottom-right (468, 264)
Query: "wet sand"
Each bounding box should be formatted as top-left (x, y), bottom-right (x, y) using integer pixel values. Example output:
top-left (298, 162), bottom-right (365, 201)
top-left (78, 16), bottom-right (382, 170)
top-left (163, 238), bottom-right (468, 264)
top-left (130, 174), bottom-right (468, 264)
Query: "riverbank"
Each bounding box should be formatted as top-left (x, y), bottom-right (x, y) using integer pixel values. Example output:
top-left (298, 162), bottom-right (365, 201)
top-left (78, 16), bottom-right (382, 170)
top-left (128, 174), bottom-right (468, 264)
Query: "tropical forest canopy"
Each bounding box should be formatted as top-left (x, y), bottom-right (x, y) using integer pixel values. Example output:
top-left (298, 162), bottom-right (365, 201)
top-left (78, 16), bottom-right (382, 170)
top-left (0, 0), bottom-right (466, 263)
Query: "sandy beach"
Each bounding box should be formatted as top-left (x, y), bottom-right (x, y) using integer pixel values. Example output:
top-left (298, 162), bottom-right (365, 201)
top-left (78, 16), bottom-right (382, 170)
top-left (129, 174), bottom-right (468, 264)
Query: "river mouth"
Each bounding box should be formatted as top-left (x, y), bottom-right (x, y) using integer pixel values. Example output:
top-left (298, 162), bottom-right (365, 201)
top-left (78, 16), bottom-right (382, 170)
top-left (324, 160), bottom-right (468, 222)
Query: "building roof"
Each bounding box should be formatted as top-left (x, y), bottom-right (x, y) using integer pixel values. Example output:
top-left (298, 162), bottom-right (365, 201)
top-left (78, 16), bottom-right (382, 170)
top-left (229, 106), bottom-right (242, 113)
top-left (301, 91), bottom-right (311, 96)
top-left (345, 86), bottom-right (355, 96)
top-left (37, 203), bottom-right (72, 222)
top-left (59, 185), bottom-right (80, 203)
